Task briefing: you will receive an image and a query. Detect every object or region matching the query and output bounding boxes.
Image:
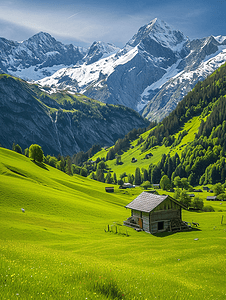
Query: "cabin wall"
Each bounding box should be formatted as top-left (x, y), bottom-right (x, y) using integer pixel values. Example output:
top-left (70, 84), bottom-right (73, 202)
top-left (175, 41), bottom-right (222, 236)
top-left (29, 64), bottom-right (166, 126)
top-left (150, 209), bottom-right (181, 222)
top-left (153, 198), bottom-right (180, 211)
top-left (132, 210), bottom-right (141, 218)
top-left (150, 220), bottom-right (170, 233)
top-left (142, 212), bottom-right (149, 232)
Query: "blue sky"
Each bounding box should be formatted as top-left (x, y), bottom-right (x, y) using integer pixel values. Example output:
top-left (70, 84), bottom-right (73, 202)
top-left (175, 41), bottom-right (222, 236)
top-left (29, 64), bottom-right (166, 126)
top-left (0, 0), bottom-right (226, 47)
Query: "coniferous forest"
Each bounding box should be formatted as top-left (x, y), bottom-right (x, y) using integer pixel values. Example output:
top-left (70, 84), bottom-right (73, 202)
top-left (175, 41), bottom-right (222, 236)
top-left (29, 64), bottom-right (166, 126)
top-left (79, 62), bottom-right (226, 187)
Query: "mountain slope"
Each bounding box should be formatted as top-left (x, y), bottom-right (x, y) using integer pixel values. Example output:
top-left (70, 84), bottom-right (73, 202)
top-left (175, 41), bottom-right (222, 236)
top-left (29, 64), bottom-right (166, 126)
top-left (88, 62), bottom-right (226, 186)
top-left (37, 19), bottom-right (226, 121)
top-left (0, 74), bottom-right (149, 156)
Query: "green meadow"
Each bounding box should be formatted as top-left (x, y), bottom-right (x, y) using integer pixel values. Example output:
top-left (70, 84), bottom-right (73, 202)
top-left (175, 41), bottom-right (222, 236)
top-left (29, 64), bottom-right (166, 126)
top-left (0, 147), bottom-right (226, 299)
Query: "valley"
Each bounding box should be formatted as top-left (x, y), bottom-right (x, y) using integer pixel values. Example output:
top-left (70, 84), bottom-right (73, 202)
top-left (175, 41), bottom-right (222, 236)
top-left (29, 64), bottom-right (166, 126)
top-left (1, 15), bottom-right (226, 300)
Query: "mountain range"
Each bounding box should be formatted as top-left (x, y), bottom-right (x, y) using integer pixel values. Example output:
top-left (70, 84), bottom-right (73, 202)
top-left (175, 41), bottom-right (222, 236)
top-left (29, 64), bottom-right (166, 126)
top-left (36, 18), bottom-right (226, 121)
top-left (1, 19), bottom-right (226, 122)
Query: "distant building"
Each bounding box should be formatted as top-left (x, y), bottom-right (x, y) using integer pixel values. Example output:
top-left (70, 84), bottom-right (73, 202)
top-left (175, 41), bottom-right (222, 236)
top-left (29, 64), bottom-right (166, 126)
top-left (131, 157), bottom-right (137, 163)
top-left (203, 186), bottom-right (210, 191)
top-left (105, 187), bottom-right (114, 193)
top-left (206, 196), bottom-right (217, 201)
top-left (152, 184), bottom-right (160, 189)
top-left (124, 192), bottom-right (188, 234)
top-left (145, 153), bottom-right (153, 159)
top-left (122, 183), bottom-right (135, 188)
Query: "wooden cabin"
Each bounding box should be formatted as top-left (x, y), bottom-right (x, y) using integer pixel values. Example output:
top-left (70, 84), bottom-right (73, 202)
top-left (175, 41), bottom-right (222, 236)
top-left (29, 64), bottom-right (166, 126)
top-left (122, 183), bottom-right (135, 189)
top-left (152, 184), bottom-right (160, 189)
top-left (105, 187), bottom-right (114, 193)
top-left (206, 196), bottom-right (217, 201)
top-left (123, 192), bottom-right (188, 234)
top-left (203, 186), bottom-right (210, 191)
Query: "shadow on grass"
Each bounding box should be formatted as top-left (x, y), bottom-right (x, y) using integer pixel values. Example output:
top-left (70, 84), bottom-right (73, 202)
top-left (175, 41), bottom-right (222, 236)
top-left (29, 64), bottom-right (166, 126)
top-left (33, 160), bottom-right (49, 171)
top-left (153, 227), bottom-right (202, 238)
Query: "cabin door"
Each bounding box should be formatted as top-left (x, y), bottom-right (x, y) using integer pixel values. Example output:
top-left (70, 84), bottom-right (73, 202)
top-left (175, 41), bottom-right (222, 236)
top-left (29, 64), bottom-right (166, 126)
top-left (138, 218), bottom-right (143, 229)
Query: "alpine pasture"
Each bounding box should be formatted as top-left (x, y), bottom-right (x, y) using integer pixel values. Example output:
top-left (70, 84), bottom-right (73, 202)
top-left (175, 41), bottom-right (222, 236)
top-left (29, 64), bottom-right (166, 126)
top-left (0, 148), bottom-right (225, 299)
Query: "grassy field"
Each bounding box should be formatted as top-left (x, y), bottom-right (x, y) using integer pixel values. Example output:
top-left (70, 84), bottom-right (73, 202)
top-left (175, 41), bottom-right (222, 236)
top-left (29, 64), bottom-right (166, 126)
top-left (0, 147), bottom-right (226, 299)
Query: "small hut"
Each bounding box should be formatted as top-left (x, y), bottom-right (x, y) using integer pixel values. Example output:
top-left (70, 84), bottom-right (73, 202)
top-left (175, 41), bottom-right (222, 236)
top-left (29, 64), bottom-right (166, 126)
top-left (122, 183), bottom-right (135, 189)
top-left (206, 196), bottom-right (217, 201)
top-left (105, 187), bottom-right (114, 193)
top-left (203, 186), bottom-right (210, 192)
top-left (152, 184), bottom-right (160, 189)
top-left (194, 189), bottom-right (203, 192)
top-left (124, 192), bottom-right (188, 234)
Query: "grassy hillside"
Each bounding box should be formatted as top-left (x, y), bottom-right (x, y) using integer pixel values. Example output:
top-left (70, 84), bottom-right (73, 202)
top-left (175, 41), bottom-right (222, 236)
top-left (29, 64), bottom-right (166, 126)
top-left (0, 147), bottom-right (226, 299)
top-left (90, 115), bottom-right (202, 178)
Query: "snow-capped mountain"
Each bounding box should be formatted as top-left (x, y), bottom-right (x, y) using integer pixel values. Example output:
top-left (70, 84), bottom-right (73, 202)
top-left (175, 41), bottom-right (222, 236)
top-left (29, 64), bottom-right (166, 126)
top-left (0, 32), bottom-right (86, 80)
top-left (1, 19), bottom-right (226, 122)
top-left (142, 39), bottom-right (226, 120)
top-left (83, 41), bottom-right (120, 65)
top-left (37, 18), bottom-right (226, 121)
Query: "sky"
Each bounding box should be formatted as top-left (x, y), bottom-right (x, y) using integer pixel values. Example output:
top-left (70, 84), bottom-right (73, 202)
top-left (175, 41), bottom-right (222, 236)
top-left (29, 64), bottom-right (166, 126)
top-left (0, 0), bottom-right (226, 48)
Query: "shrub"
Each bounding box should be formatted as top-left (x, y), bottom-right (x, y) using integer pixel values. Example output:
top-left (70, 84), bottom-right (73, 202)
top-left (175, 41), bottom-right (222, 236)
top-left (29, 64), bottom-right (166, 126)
top-left (192, 197), bottom-right (204, 210)
top-left (29, 144), bottom-right (44, 163)
top-left (216, 193), bottom-right (226, 201)
top-left (140, 181), bottom-right (152, 189)
top-left (202, 205), bottom-right (215, 212)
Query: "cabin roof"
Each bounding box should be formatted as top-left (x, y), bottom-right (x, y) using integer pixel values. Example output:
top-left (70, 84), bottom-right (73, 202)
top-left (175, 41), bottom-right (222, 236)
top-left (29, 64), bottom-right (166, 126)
top-left (125, 192), bottom-right (186, 213)
top-left (206, 196), bottom-right (217, 200)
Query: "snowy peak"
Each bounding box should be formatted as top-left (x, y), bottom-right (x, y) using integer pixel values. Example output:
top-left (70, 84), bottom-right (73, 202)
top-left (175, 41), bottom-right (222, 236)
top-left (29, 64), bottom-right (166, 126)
top-left (213, 35), bottom-right (226, 44)
top-left (0, 33), bottom-right (86, 80)
top-left (126, 18), bottom-right (187, 51)
top-left (84, 41), bottom-right (120, 65)
top-left (25, 32), bottom-right (57, 47)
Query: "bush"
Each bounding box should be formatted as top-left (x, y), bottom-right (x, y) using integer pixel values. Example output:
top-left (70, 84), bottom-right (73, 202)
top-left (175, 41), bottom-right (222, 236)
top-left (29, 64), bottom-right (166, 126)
top-left (13, 144), bottom-right (23, 154)
top-left (29, 144), bottom-right (44, 163)
top-left (80, 168), bottom-right (88, 177)
top-left (71, 164), bottom-right (81, 174)
top-left (192, 197), bottom-right (204, 210)
top-left (213, 183), bottom-right (224, 196)
top-left (216, 193), bottom-right (226, 201)
top-left (202, 205), bottom-right (215, 212)
top-left (140, 181), bottom-right (152, 189)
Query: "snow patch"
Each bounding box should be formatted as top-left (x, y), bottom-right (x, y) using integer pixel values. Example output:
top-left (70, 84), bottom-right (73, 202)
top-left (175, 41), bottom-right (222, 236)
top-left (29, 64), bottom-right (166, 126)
top-left (214, 35), bottom-right (226, 44)
top-left (10, 64), bottom-right (74, 81)
top-left (38, 46), bottom-right (138, 90)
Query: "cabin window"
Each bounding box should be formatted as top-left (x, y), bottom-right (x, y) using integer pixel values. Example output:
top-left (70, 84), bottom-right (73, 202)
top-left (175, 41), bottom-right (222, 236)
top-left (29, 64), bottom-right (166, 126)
top-left (158, 221), bottom-right (164, 230)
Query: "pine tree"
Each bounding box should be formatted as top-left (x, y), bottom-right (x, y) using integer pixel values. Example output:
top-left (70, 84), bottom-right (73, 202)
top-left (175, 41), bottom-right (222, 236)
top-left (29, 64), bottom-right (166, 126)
top-left (134, 167), bottom-right (142, 185)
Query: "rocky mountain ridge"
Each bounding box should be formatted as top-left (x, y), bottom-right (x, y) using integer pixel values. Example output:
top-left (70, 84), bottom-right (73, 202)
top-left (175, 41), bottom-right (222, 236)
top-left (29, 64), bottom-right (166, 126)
top-left (0, 32), bottom-right (86, 80)
top-left (0, 74), bottom-right (149, 156)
